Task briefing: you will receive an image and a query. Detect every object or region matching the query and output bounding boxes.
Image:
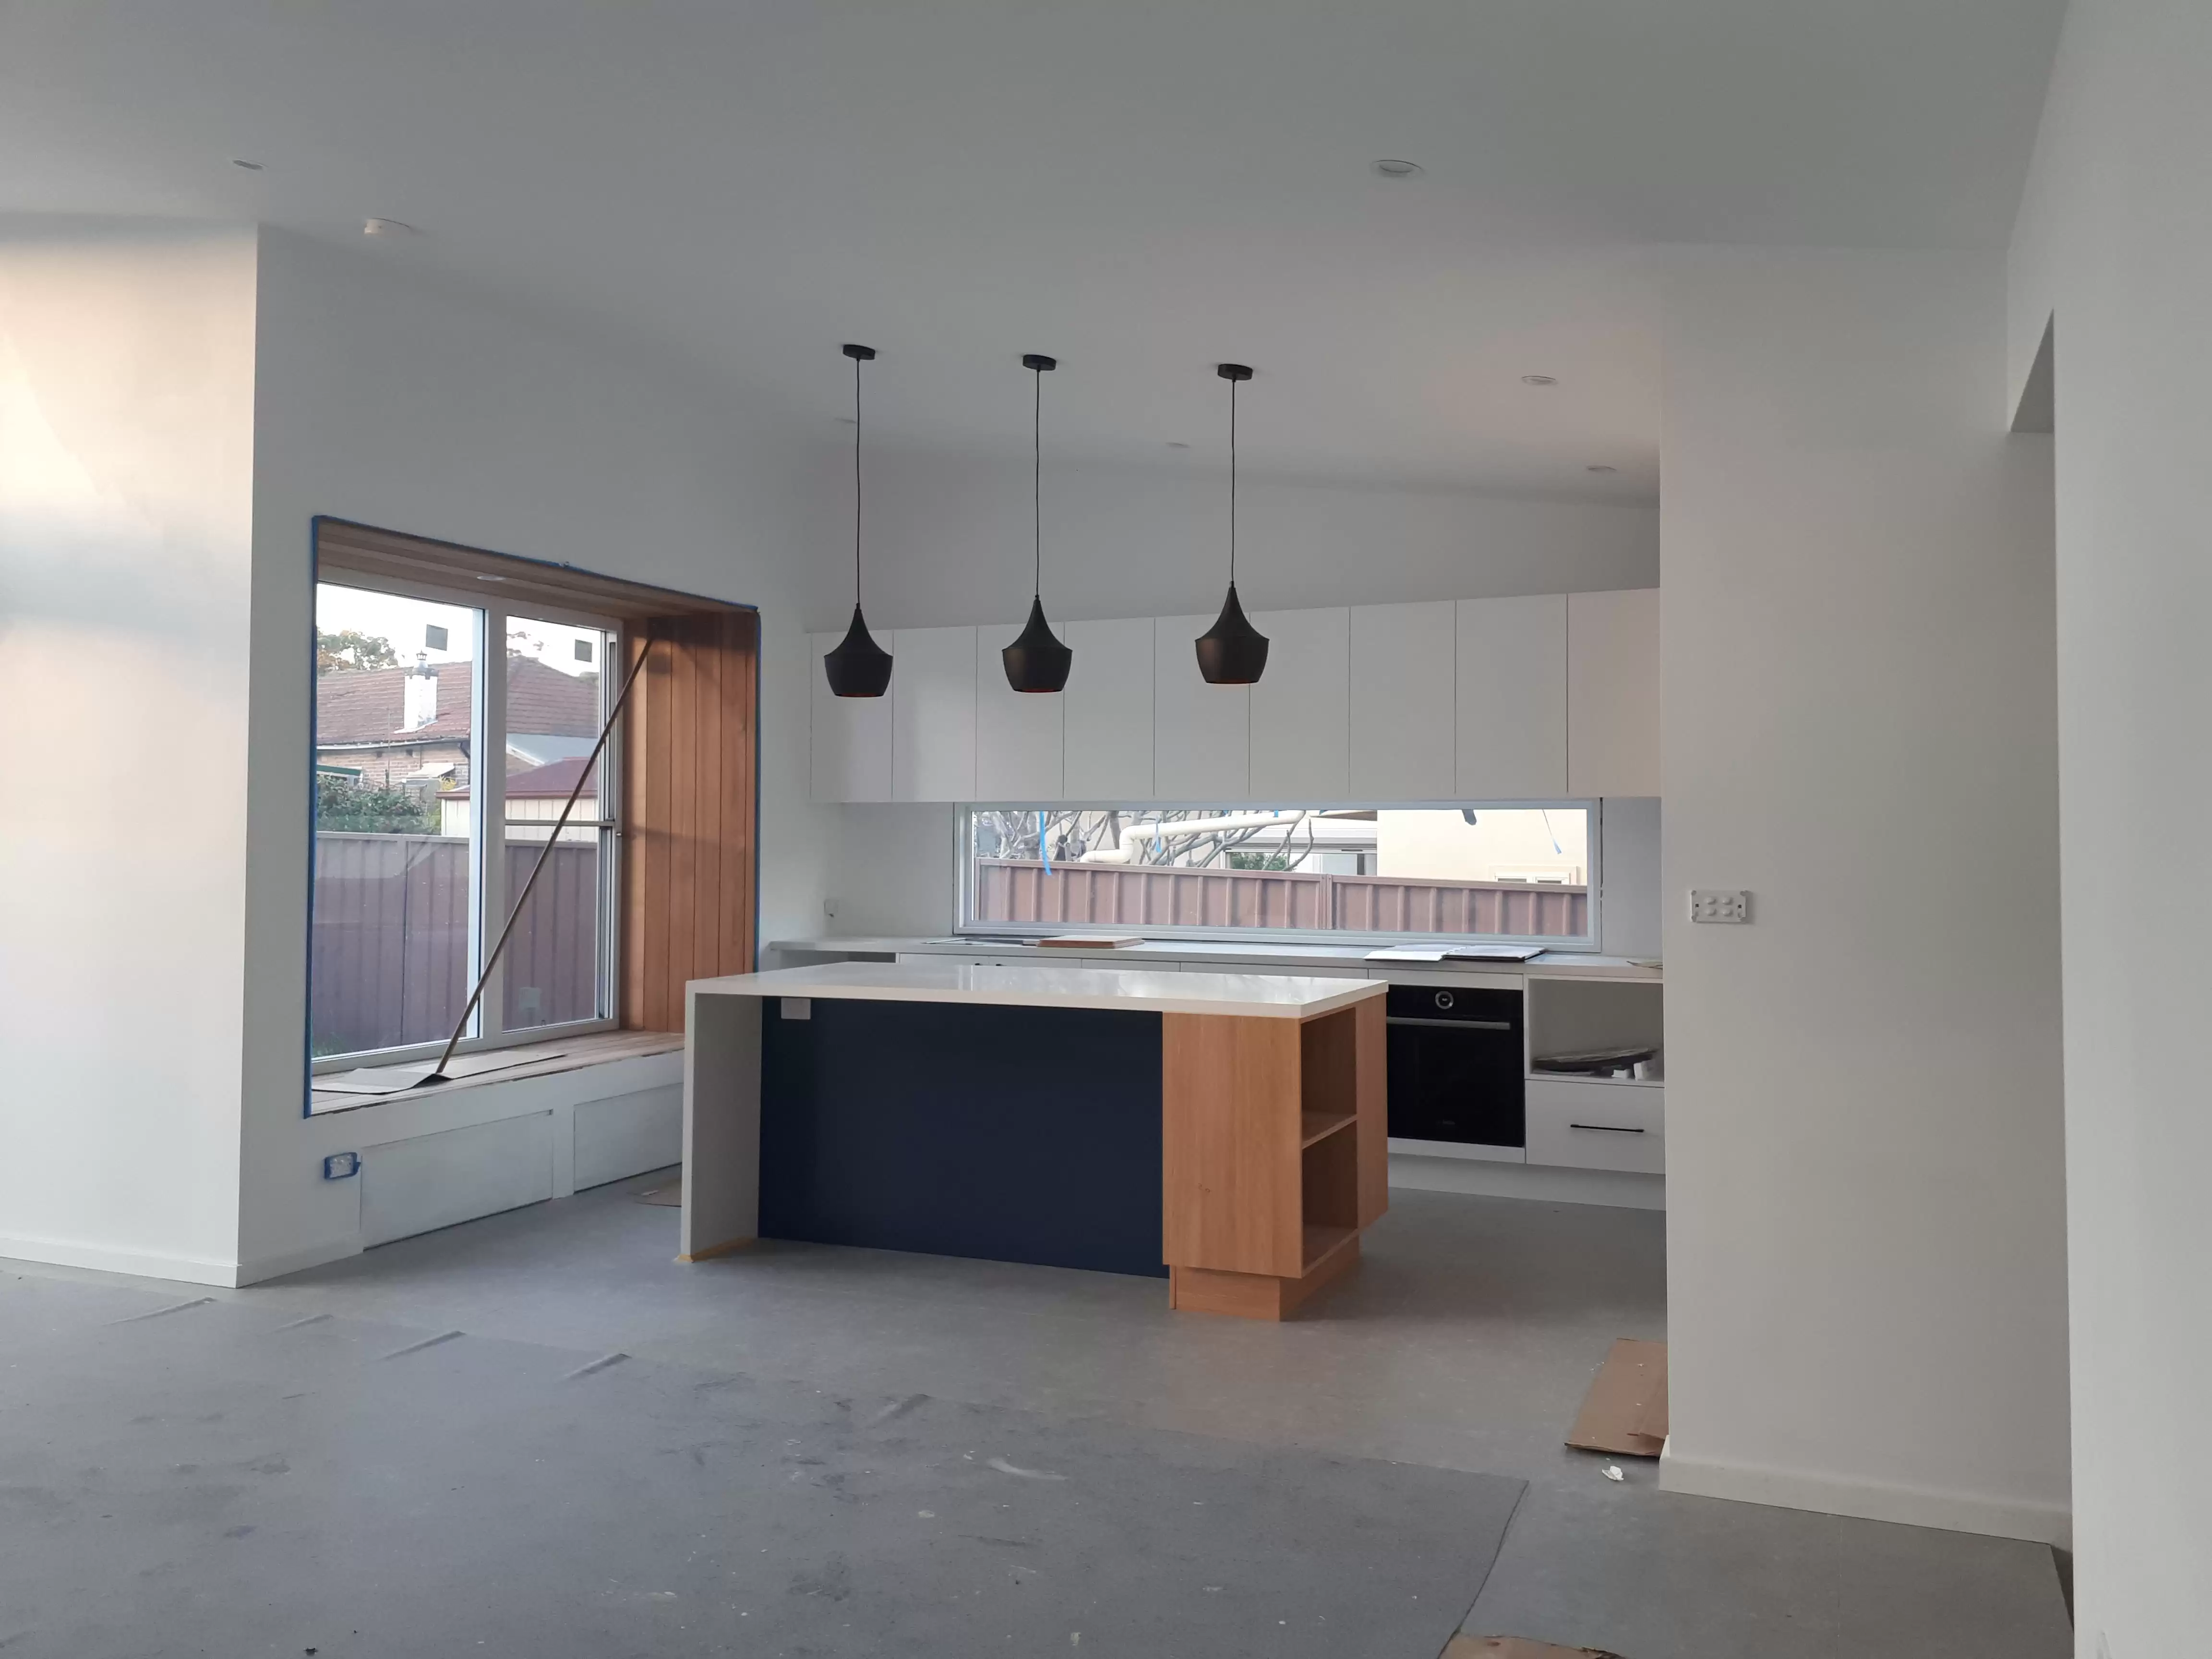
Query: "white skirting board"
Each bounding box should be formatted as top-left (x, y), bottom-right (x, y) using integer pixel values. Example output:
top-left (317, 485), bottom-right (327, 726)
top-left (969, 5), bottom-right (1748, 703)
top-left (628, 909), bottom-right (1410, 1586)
top-left (1659, 1443), bottom-right (2072, 1548)
top-left (1388, 1152), bottom-right (1665, 1210)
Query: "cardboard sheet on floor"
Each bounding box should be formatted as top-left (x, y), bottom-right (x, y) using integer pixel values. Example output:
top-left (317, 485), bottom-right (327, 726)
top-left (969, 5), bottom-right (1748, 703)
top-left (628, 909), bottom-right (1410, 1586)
top-left (314, 1050), bottom-right (565, 1095)
top-left (1443, 1638), bottom-right (1625, 1659)
top-left (1564, 1337), bottom-right (1668, 1458)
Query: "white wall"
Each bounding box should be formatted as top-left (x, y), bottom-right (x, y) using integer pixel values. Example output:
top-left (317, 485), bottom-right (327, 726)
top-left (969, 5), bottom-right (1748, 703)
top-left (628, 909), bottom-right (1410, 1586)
top-left (2008, 0), bottom-right (2212, 1647)
top-left (1658, 246), bottom-right (2069, 1542)
top-left (806, 447), bottom-right (1656, 632)
top-left (0, 219), bottom-right (260, 1281)
top-left (236, 229), bottom-right (834, 1281)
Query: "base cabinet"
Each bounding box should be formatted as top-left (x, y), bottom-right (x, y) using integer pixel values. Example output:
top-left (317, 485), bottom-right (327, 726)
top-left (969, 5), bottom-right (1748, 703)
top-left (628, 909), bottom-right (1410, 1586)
top-left (1524, 1077), bottom-right (1665, 1173)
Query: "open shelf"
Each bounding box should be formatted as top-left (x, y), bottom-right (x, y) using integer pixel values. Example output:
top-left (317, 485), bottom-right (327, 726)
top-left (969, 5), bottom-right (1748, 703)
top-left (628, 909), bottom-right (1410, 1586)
top-left (1301, 1223), bottom-right (1358, 1273)
top-left (1300, 1109), bottom-right (1357, 1148)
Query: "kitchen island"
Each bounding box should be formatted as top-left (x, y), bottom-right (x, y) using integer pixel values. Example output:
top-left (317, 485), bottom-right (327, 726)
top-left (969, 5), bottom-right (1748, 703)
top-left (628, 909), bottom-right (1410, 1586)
top-left (682, 961), bottom-right (1386, 1319)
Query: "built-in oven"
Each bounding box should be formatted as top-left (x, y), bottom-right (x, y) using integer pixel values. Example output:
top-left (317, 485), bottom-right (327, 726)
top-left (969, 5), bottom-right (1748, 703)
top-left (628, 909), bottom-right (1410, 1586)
top-left (1384, 983), bottom-right (1526, 1149)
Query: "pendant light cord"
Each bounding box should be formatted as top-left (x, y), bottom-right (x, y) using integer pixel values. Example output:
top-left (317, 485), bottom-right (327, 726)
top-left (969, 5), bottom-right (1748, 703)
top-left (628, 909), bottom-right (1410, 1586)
top-left (1033, 362), bottom-right (1043, 599)
top-left (1228, 374), bottom-right (1238, 587)
top-left (852, 353), bottom-right (864, 605)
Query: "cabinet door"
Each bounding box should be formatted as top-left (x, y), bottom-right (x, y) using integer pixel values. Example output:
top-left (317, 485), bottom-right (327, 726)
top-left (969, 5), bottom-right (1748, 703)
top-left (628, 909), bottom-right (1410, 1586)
top-left (1154, 614), bottom-right (1249, 800)
top-left (808, 630), bottom-right (895, 801)
top-left (974, 625), bottom-right (1064, 800)
top-left (1062, 617), bottom-right (1154, 799)
top-left (1456, 595), bottom-right (1568, 799)
top-left (1567, 589), bottom-right (1660, 798)
top-left (1249, 607), bottom-right (1349, 801)
top-left (890, 625), bottom-right (978, 802)
top-left (1348, 602), bottom-right (1456, 799)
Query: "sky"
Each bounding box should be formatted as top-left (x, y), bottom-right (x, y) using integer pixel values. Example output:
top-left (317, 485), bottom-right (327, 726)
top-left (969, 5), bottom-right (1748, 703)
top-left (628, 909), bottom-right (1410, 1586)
top-left (317, 581), bottom-right (604, 677)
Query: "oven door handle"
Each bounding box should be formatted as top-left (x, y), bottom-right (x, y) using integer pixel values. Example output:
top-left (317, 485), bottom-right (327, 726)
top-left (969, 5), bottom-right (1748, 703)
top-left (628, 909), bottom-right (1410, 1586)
top-left (1385, 1015), bottom-right (1515, 1032)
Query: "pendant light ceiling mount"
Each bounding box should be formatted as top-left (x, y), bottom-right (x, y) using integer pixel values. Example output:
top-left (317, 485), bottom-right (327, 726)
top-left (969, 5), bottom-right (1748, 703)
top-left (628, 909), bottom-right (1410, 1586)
top-left (824, 342), bottom-right (893, 698)
top-left (1195, 362), bottom-right (1269, 685)
top-left (1001, 351), bottom-right (1074, 694)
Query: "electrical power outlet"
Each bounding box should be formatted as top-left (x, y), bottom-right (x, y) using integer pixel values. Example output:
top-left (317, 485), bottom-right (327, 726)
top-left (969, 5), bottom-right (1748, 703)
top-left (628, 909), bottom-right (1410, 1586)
top-left (1689, 888), bottom-right (1751, 924)
top-left (823, 895), bottom-right (842, 919)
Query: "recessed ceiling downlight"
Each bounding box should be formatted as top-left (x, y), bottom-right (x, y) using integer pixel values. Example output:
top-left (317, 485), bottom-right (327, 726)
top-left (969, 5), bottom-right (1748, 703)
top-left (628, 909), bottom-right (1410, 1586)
top-left (1586, 464), bottom-right (1618, 473)
top-left (1521, 373), bottom-right (1558, 386)
top-left (362, 217), bottom-right (420, 238)
top-left (1372, 159), bottom-right (1425, 179)
top-left (231, 158), bottom-right (264, 171)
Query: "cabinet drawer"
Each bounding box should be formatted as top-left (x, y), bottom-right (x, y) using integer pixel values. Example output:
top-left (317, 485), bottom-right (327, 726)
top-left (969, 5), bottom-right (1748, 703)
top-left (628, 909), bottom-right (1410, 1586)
top-left (1525, 1078), bottom-right (1664, 1173)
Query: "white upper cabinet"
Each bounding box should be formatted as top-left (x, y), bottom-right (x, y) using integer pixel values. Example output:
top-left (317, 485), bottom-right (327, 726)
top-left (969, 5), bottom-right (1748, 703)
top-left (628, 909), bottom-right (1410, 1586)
top-left (808, 630), bottom-right (895, 802)
top-left (1154, 613), bottom-right (1249, 800)
top-left (1456, 595), bottom-right (1568, 799)
top-left (1567, 588), bottom-right (1661, 798)
top-left (1348, 601), bottom-right (1457, 799)
top-left (974, 624), bottom-right (1065, 800)
top-left (890, 625), bottom-right (978, 802)
top-left (1062, 617), bottom-right (1154, 800)
top-left (814, 590), bottom-right (1658, 808)
top-left (1249, 607), bottom-right (1349, 801)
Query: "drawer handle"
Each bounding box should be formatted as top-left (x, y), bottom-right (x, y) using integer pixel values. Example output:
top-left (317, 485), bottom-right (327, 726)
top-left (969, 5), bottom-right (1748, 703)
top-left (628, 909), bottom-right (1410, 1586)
top-left (1387, 1016), bottom-right (1515, 1031)
top-left (1569, 1123), bottom-right (1646, 1134)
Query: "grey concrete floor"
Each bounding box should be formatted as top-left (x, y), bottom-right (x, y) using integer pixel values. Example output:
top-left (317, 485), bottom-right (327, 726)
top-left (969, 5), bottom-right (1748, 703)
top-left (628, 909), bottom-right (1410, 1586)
top-left (2, 1181), bottom-right (2070, 1657)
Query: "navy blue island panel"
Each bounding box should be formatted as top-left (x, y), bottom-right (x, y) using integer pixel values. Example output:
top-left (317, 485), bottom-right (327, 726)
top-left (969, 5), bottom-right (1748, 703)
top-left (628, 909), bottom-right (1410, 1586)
top-left (758, 996), bottom-right (1168, 1278)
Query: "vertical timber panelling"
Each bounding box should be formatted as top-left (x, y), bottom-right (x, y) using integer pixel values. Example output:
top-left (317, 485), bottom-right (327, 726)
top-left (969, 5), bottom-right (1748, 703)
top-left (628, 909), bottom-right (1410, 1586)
top-left (623, 612), bottom-right (758, 1031)
top-left (730, 624), bottom-right (765, 986)
top-left (1161, 1013), bottom-right (1304, 1277)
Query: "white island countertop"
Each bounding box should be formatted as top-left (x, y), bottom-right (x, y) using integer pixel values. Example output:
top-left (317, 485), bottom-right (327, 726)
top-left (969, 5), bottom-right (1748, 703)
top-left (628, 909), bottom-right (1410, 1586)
top-left (690, 960), bottom-right (1385, 1020)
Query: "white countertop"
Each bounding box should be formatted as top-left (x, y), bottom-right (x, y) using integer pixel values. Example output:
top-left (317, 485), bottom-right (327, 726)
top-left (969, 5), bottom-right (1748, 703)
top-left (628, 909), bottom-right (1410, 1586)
top-left (691, 960), bottom-right (1385, 1020)
top-left (769, 935), bottom-right (1660, 981)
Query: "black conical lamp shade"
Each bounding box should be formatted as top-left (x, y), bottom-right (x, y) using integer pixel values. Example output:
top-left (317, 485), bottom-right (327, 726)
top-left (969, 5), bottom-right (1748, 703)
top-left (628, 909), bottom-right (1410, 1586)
top-left (1002, 594), bottom-right (1072, 693)
top-left (1001, 352), bottom-right (1073, 694)
top-left (824, 601), bottom-right (893, 698)
top-left (827, 342), bottom-right (893, 697)
top-left (1195, 581), bottom-right (1269, 685)
top-left (1196, 362), bottom-right (1268, 685)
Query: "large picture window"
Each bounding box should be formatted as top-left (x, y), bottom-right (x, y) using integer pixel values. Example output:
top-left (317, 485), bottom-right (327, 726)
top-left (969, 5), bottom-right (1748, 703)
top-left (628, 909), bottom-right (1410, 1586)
top-left (311, 577), bottom-right (621, 1069)
top-left (960, 805), bottom-right (1596, 947)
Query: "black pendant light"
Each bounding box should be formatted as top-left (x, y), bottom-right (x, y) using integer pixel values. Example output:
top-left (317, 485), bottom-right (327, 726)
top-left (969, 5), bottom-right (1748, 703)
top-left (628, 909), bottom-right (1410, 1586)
top-left (824, 342), bottom-right (894, 698)
top-left (1001, 353), bottom-right (1074, 693)
top-left (1195, 362), bottom-right (1269, 685)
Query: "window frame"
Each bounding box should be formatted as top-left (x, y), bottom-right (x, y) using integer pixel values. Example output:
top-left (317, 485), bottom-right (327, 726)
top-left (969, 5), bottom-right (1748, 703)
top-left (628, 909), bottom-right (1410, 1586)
top-left (308, 567), bottom-right (626, 1076)
top-left (954, 798), bottom-right (1602, 953)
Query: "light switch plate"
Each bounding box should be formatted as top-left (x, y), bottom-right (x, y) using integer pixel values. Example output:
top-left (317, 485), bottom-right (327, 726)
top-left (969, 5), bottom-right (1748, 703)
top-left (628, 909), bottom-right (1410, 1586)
top-left (781, 997), bottom-right (812, 1020)
top-left (1689, 889), bottom-right (1751, 924)
top-left (322, 1151), bottom-right (360, 1180)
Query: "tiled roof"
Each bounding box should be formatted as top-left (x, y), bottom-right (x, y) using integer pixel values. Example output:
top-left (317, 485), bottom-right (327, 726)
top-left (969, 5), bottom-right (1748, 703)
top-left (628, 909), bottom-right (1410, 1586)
top-left (446, 756), bottom-right (598, 802)
top-left (316, 658), bottom-right (600, 745)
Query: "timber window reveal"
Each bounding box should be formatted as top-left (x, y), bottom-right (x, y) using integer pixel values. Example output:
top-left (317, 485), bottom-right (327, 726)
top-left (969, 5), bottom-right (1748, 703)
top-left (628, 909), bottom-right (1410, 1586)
top-left (309, 519), bottom-right (758, 1107)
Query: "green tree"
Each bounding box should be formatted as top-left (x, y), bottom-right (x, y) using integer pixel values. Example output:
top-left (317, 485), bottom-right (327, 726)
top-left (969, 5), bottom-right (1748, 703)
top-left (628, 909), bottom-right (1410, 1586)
top-left (317, 628), bottom-right (400, 673)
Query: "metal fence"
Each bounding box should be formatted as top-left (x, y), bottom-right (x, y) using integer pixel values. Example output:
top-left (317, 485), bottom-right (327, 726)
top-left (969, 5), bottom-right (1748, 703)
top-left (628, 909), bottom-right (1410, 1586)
top-left (973, 860), bottom-right (1587, 938)
top-left (311, 833), bottom-right (601, 1058)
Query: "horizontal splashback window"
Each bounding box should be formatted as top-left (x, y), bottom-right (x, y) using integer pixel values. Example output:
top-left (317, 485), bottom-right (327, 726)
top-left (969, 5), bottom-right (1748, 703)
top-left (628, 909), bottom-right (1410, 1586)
top-left (959, 805), bottom-right (1594, 947)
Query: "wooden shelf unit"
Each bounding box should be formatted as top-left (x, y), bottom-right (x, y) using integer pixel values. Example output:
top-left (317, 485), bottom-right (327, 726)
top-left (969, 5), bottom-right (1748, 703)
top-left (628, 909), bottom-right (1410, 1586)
top-left (1163, 993), bottom-right (1386, 1321)
top-left (1299, 1110), bottom-right (1358, 1148)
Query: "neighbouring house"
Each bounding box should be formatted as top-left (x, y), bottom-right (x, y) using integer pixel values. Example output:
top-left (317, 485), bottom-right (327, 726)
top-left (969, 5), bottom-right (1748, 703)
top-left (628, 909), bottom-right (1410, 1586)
top-left (439, 755), bottom-right (599, 841)
top-left (314, 655), bottom-right (600, 793)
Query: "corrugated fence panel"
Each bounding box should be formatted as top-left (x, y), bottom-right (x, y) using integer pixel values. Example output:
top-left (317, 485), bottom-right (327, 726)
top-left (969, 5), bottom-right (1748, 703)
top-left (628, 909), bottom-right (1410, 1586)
top-left (312, 833), bottom-right (600, 1058)
top-left (973, 860), bottom-right (1585, 939)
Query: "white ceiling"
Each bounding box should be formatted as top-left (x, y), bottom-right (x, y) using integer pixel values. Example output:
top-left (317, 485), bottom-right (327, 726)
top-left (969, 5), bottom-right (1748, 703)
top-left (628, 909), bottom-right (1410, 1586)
top-left (1, 0), bottom-right (2065, 499)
